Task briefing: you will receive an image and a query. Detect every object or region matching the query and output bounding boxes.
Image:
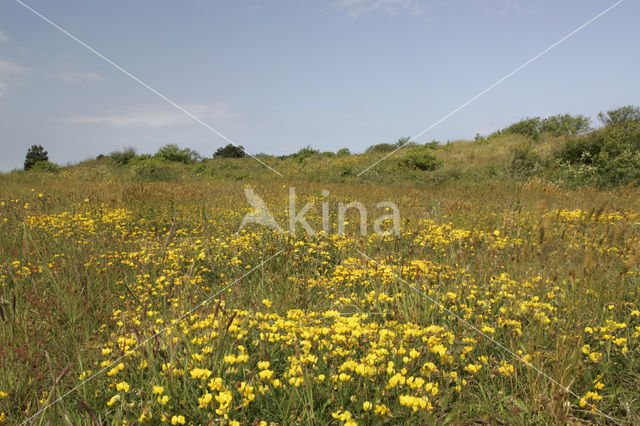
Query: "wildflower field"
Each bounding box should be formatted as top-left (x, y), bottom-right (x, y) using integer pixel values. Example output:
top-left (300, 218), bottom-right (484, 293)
top-left (2, 156), bottom-right (640, 424)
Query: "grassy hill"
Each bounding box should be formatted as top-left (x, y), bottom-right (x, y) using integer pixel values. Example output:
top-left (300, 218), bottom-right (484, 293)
top-left (2, 109), bottom-right (640, 424)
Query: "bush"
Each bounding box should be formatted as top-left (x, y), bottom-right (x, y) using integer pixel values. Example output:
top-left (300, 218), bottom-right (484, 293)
top-left (336, 148), bottom-right (351, 156)
top-left (292, 146), bottom-right (319, 162)
top-left (598, 105), bottom-right (640, 127)
top-left (30, 160), bottom-right (59, 172)
top-left (395, 136), bottom-right (413, 148)
top-left (503, 117), bottom-right (542, 140)
top-left (540, 114), bottom-right (591, 136)
top-left (555, 117), bottom-right (640, 186)
top-left (155, 144), bottom-right (201, 164)
top-left (214, 144), bottom-right (246, 158)
top-left (24, 144), bottom-right (48, 170)
top-left (398, 152), bottom-right (442, 171)
top-left (510, 145), bottom-right (542, 177)
top-left (109, 147), bottom-right (137, 166)
top-left (366, 143), bottom-right (396, 153)
top-left (502, 114), bottom-right (592, 140)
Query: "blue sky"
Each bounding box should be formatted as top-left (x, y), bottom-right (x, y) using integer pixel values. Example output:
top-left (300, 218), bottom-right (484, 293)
top-left (0, 0), bottom-right (638, 171)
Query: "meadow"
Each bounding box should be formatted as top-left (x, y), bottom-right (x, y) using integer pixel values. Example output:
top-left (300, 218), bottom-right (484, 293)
top-left (2, 132), bottom-right (640, 424)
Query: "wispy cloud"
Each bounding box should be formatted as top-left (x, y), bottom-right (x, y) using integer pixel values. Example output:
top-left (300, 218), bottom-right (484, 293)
top-left (0, 59), bottom-right (27, 74)
top-left (0, 58), bottom-right (28, 96)
top-left (61, 72), bottom-right (104, 83)
top-left (334, 0), bottom-right (423, 18)
top-left (65, 104), bottom-right (239, 128)
top-left (0, 31), bottom-right (8, 42)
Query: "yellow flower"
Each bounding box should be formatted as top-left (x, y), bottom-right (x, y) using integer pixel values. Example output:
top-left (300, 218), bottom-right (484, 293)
top-left (399, 394), bottom-right (430, 412)
top-left (464, 363), bottom-right (482, 373)
top-left (363, 401), bottom-right (372, 411)
top-left (498, 361), bottom-right (515, 377)
top-left (190, 367), bottom-right (212, 380)
top-left (106, 394), bottom-right (120, 407)
top-left (171, 415), bottom-right (186, 425)
top-left (116, 382), bottom-right (130, 392)
top-left (152, 385), bottom-right (164, 395)
top-left (374, 404), bottom-right (390, 416)
top-left (258, 369), bottom-right (273, 380)
top-left (198, 392), bottom-right (213, 408)
top-left (338, 372), bottom-right (351, 382)
top-left (589, 352), bottom-right (602, 363)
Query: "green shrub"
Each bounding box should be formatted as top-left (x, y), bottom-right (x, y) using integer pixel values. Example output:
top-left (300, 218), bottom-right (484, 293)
top-left (500, 114), bottom-right (591, 141)
top-left (155, 144), bottom-right (201, 164)
top-left (395, 136), bottom-right (413, 148)
top-left (29, 160), bottom-right (59, 172)
top-left (24, 144), bottom-right (48, 170)
top-left (510, 145), bottom-right (542, 177)
top-left (398, 152), bottom-right (442, 171)
top-left (214, 144), bottom-right (246, 158)
top-left (540, 114), bottom-right (591, 136)
top-left (555, 116), bottom-right (640, 186)
top-left (366, 143), bottom-right (396, 153)
top-left (503, 117), bottom-right (542, 140)
top-left (292, 146), bottom-right (319, 162)
top-left (109, 147), bottom-right (138, 166)
top-left (336, 148), bottom-right (351, 156)
top-left (160, 144), bottom-right (202, 163)
top-left (598, 105), bottom-right (640, 127)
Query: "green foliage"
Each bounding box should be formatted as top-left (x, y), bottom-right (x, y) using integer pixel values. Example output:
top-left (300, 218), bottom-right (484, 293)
top-left (214, 144), bottom-right (246, 159)
top-left (24, 144), bottom-right (48, 171)
top-left (598, 105), bottom-right (640, 127)
top-left (132, 157), bottom-right (180, 181)
top-left (540, 114), bottom-right (591, 136)
top-left (556, 116), bottom-right (640, 186)
top-left (336, 148), bottom-right (351, 156)
top-left (292, 146), bottom-right (320, 162)
top-left (503, 117), bottom-right (542, 140)
top-left (155, 144), bottom-right (201, 164)
top-left (502, 114), bottom-right (592, 141)
top-left (398, 151), bottom-right (442, 171)
top-left (395, 136), bottom-right (413, 148)
top-left (365, 143), bottom-right (396, 153)
top-left (510, 145), bottom-right (542, 177)
top-left (30, 160), bottom-right (59, 172)
top-left (109, 147), bottom-right (138, 166)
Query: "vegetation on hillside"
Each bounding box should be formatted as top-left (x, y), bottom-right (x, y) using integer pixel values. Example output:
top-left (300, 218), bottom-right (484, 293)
top-left (14, 105), bottom-right (640, 188)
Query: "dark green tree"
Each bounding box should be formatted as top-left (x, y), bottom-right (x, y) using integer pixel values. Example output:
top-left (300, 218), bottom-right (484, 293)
top-left (24, 144), bottom-right (48, 170)
top-left (214, 144), bottom-right (246, 158)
